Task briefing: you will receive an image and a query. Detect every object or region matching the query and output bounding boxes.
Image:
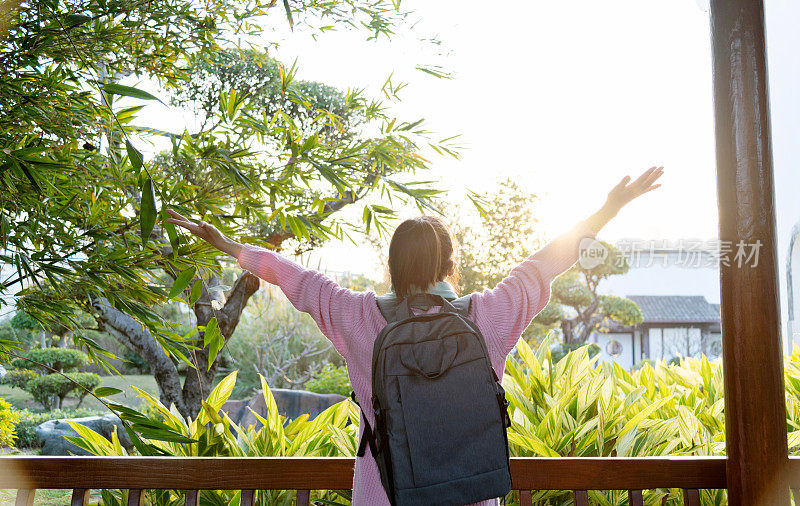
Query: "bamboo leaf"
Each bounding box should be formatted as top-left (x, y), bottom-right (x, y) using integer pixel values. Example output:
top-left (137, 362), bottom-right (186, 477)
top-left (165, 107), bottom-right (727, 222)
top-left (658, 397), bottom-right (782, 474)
top-left (281, 0), bottom-right (293, 29)
top-left (139, 177), bottom-right (156, 244)
top-left (65, 14), bottom-right (92, 27)
top-left (126, 139), bottom-right (143, 175)
top-left (94, 387), bottom-right (123, 397)
top-left (203, 317), bottom-right (224, 370)
top-left (103, 83), bottom-right (164, 104)
top-left (189, 279), bottom-right (202, 305)
top-left (169, 267), bottom-right (196, 299)
top-left (161, 206), bottom-right (179, 252)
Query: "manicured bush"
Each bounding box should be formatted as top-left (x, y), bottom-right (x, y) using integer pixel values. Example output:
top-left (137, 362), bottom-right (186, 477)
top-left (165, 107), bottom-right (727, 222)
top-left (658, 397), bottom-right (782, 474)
top-left (5, 347), bottom-right (96, 409)
top-left (0, 398), bottom-right (20, 447)
top-left (14, 407), bottom-right (105, 448)
top-left (11, 347), bottom-right (87, 372)
top-left (304, 363), bottom-right (352, 397)
top-left (1, 368), bottom-right (39, 390)
top-left (26, 372), bottom-right (101, 410)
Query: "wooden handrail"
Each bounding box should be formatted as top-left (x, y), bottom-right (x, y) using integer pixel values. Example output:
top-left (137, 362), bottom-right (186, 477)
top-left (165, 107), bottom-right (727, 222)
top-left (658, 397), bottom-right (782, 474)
top-left (2, 455), bottom-right (766, 506)
top-left (508, 457), bottom-right (726, 490)
top-left (0, 456), bottom-right (727, 490)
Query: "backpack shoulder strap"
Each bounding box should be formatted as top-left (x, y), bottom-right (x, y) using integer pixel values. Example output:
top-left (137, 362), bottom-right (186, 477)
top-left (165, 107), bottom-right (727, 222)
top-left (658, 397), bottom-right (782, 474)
top-left (377, 293), bottom-right (471, 322)
top-left (451, 294), bottom-right (472, 318)
top-left (376, 294), bottom-right (403, 323)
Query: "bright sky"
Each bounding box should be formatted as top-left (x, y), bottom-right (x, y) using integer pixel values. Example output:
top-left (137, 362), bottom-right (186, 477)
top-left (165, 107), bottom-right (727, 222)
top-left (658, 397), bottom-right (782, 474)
top-left (135, 0), bottom-right (799, 295)
top-left (272, 0), bottom-right (720, 277)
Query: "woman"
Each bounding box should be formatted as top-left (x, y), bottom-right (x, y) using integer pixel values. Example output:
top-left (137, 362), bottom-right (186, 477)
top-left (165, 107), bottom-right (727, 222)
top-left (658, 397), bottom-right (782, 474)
top-left (167, 166), bottom-right (663, 505)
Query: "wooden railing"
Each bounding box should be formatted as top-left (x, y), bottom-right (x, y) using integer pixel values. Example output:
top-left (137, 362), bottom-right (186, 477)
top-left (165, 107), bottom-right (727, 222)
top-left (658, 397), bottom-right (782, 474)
top-left (0, 456), bottom-right (731, 505)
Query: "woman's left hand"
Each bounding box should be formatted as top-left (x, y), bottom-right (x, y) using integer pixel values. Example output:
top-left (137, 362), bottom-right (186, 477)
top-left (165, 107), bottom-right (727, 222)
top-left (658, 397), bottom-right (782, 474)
top-left (165, 209), bottom-right (242, 258)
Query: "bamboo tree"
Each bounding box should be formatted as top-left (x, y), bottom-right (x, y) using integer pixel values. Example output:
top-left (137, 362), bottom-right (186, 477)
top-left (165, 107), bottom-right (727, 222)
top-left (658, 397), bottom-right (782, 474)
top-left (1, 0), bottom-right (459, 417)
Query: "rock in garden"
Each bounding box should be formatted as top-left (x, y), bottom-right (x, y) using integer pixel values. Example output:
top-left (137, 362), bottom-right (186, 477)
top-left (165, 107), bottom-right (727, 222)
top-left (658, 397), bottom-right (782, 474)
top-left (222, 389), bottom-right (346, 429)
top-left (36, 414), bottom-right (133, 456)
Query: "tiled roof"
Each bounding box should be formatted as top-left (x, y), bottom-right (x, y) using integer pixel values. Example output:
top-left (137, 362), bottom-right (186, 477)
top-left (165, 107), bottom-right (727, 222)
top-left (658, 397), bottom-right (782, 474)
top-left (626, 295), bottom-right (720, 323)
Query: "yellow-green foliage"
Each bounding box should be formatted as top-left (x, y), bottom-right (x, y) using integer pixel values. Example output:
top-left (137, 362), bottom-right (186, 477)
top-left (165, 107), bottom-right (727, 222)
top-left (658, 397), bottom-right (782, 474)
top-left (784, 345), bottom-right (800, 450)
top-left (0, 398), bottom-right (20, 448)
top-left (69, 372), bottom-right (358, 505)
top-left (73, 337), bottom-right (800, 505)
top-left (504, 335), bottom-right (727, 505)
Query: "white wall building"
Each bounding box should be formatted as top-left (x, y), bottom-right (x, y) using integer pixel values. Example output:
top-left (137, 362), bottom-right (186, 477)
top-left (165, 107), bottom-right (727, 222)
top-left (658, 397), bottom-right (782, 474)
top-left (589, 295), bottom-right (721, 370)
top-left (587, 245), bottom-right (722, 369)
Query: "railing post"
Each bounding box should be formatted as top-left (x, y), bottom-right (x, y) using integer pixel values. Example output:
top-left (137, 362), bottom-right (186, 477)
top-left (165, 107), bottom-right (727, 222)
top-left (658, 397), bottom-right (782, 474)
top-left (184, 490), bottom-right (199, 506)
top-left (15, 490), bottom-right (35, 506)
top-left (709, 0), bottom-right (789, 504)
top-left (127, 489), bottom-right (144, 506)
top-left (295, 489), bottom-right (310, 506)
top-left (70, 489), bottom-right (90, 506)
top-left (682, 489), bottom-right (701, 506)
top-left (240, 489), bottom-right (254, 506)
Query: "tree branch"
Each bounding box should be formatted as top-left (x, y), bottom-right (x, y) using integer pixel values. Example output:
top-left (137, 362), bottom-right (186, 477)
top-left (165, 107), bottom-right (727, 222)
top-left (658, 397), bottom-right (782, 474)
top-left (91, 296), bottom-right (187, 414)
top-left (220, 271), bottom-right (260, 336)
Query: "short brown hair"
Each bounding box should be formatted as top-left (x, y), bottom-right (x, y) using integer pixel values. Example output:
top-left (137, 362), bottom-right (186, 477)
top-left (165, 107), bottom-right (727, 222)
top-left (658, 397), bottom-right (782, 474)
top-left (388, 216), bottom-right (458, 299)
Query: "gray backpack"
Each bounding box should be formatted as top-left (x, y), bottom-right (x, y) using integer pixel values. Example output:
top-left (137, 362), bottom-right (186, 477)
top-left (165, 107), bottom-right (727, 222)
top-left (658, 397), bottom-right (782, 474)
top-left (351, 293), bottom-right (512, 505)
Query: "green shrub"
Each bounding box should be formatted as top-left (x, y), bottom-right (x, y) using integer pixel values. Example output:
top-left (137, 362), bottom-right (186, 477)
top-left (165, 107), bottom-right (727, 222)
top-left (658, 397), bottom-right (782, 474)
top-left (6, 347), bottom-right (97, 409)
top-left (1, 368), bottom-right (39, 389)
top-left (0, 313), bottom-right (37, 349)
top-left (0, 398), bottom-right (20, 447)
top-left (14, 407), bottom-right (105, 448)
top-left (11, 347), bottom-right (87, 372)
top-left (504, 334), bottom-right (727, 504)
top-left (26, 372), bottom-right (101, 410)
top-left (304, 363), bottom-right (352, 397)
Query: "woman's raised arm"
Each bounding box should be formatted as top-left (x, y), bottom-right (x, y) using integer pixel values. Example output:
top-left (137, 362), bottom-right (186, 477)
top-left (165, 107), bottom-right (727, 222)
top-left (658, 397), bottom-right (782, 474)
top-left (165, 209), bottom-right (370, 360)
top-left (471, 166), bottom-right (664, 356)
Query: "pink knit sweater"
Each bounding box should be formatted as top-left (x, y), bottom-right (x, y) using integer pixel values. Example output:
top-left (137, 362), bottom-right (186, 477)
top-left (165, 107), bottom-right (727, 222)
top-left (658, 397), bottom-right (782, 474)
top-left (237, 221), bottom-right (596, 505)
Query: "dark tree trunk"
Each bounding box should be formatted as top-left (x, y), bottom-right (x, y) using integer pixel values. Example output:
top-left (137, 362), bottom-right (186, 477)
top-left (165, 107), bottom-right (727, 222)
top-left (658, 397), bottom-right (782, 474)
top-left (182, 272), bottom-right (260, 415)
top-left (561, 319), bottom-right (575, 345)
top-left (561, 300), bottom-right (601, 346)
top-left (92, 270), bottom-right (260, 418)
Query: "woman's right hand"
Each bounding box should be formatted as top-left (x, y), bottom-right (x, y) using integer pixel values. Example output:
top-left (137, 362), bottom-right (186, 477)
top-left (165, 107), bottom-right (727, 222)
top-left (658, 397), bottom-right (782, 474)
top-left (605, 166), bottom-right (664, 213)
top-left (584, 166), bottom-right (664, 235)
top-left (165, 209), bottom-right (242, 258)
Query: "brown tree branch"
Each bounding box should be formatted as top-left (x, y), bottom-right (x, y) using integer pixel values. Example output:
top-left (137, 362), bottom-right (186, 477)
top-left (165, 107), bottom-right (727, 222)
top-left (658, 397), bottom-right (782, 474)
top-left (91, 296), bottom-right (188, 415)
